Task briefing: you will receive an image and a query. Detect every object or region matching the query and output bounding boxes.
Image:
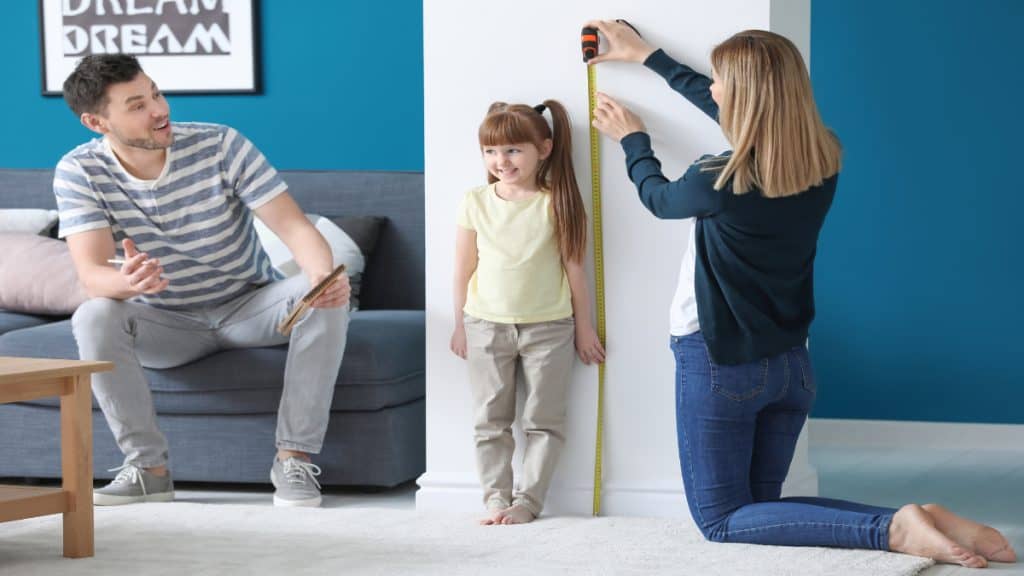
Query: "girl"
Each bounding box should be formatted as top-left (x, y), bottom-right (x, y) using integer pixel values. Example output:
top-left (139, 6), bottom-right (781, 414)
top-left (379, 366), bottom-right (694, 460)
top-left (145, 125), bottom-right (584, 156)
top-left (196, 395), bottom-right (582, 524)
top-left (450, 100), bottom-right (605, 525)
top-left (587, 20), bottom-right (1015, 567)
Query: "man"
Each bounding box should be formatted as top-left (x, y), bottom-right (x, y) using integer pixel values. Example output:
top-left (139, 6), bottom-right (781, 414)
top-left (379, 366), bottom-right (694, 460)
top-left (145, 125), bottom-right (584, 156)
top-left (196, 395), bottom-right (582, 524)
top-left (54, 54), bottom-right (350, 508)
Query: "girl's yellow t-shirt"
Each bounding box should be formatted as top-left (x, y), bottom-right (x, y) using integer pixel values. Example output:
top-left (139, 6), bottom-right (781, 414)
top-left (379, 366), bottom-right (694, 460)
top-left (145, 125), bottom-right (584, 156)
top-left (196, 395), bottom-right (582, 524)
top-left (456, 184), bottom-right (573, 324)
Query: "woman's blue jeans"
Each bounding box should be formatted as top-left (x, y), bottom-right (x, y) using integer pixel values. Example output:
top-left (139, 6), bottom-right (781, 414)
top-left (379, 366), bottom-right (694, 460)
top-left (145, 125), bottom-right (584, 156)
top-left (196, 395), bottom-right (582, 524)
top-left (672, 332), bottom-right (895, 549)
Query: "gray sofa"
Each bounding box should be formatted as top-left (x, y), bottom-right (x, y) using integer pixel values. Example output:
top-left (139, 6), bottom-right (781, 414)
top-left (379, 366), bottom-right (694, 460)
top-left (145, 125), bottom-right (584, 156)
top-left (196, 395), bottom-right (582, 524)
top-left (0, 168), bottom-right (425, 487)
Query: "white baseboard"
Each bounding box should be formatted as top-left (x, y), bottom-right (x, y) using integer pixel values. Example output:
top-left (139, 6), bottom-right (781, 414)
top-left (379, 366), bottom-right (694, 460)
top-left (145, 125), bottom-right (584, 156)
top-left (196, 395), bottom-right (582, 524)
top-left (416, 473), bottom-right (692, 518)
top-left (413, 474), bottom-right (484, 514)
top-left (417, 466), bottom-right (819, 518)
top-left (781, 467), bottom-right (818, 497)
top-left (418, 425), bottom-right (821, 517)
top-left (809, 418), bottom-right (1024, 451)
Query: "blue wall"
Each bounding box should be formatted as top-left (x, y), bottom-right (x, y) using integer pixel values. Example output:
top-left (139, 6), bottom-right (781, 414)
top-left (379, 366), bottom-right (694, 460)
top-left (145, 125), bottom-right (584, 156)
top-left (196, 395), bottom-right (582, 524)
top-left (0, 2), bottom-right (423, 171)
top-left (810, 0), bottom-right (1024, 423)
top-left (5, 2), bottom-right (1019, 423)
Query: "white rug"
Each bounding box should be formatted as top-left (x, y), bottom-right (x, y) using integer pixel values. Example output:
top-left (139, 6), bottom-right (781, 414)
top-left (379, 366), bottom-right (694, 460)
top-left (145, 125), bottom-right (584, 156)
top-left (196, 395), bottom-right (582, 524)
top-left (0, 503), bottom-right (932, 575)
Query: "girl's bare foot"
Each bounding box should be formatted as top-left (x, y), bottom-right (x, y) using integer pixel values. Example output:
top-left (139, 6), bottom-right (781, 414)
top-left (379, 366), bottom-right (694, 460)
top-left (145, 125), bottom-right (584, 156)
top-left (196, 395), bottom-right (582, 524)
top-left (479, 508), bottom-right (506, 525)
top-left (499, 504), bottom-right (536, 525)
top-left (922, 503), bottom-right (1017, 563)
top-left (888, 504), bottom-right (988, 568)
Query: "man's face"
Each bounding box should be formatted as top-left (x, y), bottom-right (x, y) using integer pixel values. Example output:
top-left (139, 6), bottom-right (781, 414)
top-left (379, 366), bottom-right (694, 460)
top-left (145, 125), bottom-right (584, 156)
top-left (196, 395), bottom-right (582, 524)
top-left (93, 72), bottom-right (173, 150)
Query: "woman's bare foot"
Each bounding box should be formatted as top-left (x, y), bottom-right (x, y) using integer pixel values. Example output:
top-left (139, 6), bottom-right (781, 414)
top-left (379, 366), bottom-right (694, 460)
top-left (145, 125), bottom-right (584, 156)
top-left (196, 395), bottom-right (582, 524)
top-left (922, 503), bottom-right (1017, 563)
top-left (888, 504), bottom-right (988, 568)
top-left (499, 504), bottom-right (536, 525)
top-left (479, 508), bottom-right (506, 525)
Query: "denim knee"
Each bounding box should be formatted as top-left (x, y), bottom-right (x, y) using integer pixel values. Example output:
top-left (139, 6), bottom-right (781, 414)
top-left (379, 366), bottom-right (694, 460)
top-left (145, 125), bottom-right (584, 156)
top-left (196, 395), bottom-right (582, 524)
top-left (692, 513), bottom-right (731, 543)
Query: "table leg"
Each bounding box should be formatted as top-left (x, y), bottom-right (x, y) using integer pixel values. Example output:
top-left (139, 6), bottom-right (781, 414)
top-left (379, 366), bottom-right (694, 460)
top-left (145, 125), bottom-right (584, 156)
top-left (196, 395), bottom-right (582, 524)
top-left (61, 374), bottom-right (94, 558)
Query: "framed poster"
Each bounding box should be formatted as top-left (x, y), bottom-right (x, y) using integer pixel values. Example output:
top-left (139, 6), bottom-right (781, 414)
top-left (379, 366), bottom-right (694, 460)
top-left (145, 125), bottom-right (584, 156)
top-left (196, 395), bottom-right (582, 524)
top-left (39, 0), bottom-right (261, 95)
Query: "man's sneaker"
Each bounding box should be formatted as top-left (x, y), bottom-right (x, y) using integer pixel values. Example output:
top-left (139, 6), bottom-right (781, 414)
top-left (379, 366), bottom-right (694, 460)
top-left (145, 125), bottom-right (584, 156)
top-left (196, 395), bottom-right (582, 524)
top-left (270, 457), bottom-right (322, 507)
top-left (94, 463), bottom-right (174, 506)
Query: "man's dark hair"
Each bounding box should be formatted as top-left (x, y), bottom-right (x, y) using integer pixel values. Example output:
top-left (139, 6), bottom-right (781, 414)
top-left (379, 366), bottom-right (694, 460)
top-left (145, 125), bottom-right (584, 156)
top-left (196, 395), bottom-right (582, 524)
top-left (63, 54), bottom-right (144, 117)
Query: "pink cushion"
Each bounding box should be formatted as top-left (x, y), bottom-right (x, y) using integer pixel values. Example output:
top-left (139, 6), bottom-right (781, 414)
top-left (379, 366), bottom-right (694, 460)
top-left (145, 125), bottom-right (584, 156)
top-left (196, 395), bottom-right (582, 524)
top-left (0, 233), bottom-right (88, 315)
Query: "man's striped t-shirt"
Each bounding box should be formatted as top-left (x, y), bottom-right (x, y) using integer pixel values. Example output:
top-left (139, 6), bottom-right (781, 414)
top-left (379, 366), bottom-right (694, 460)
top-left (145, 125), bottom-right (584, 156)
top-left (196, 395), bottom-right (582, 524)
top-left (53, 122), bottom-right (286, 309)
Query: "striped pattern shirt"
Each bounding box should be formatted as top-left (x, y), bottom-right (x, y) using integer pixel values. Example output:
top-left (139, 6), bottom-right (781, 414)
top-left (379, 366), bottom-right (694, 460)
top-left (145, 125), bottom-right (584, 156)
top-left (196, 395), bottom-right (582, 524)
top-left (53, 122), bottom-right (286, 309)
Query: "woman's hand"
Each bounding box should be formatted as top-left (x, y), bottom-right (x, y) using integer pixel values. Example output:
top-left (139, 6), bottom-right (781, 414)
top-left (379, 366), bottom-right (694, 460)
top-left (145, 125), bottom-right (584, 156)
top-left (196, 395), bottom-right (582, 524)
top-left (575, 322), bottom-right (606, 365)
top-left (592, 92), bottom-right (646, 141)
top-left (450, 325), bottom-right (467, 359)
top-left (584, 19), bottom-right (656, 65)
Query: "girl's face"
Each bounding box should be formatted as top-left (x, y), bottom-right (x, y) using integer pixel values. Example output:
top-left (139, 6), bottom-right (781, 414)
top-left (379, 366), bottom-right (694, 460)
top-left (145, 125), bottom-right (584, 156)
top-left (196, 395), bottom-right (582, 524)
top-left (710, 68), bottom-right (723, 107)
top-left (482, 140), bottom-right (551, 189)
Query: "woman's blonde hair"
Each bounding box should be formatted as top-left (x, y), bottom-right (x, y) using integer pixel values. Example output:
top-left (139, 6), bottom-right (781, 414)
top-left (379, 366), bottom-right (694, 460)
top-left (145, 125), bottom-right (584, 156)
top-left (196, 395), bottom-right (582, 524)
top-left (706, 29), bottom-right (841, 197)
top-left (478, 100), bottom-right (587, 263)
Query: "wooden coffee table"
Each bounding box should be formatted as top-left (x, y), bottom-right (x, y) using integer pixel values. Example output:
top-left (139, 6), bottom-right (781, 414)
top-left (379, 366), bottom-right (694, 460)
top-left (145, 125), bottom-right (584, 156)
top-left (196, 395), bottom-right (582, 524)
top-left (0, 356), bottom-right (113, 558)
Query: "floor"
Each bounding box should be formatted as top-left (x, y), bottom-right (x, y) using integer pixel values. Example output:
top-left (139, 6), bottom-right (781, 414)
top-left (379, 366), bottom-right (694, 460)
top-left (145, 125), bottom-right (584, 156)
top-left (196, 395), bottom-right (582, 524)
top-left (6, 444), bottom-right (1020, 574)
top-left (173, 480), bottom-right (419, 510)
top-left (811, 445), bottom-right (1024, 574)
top-left (172, 444), bottom-right (1023, 574)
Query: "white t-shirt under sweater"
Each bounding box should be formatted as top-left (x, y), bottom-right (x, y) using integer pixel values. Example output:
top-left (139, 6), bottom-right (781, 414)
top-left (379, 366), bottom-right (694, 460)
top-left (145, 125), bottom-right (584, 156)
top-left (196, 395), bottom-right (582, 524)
top-left (670, 221), bottom-right (701, 336)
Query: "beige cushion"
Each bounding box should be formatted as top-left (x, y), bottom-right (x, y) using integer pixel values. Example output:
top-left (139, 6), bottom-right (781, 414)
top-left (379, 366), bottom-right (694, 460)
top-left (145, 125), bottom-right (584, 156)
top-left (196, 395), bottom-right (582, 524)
top-left (252, 214), bottom-right (382, 310)
top-left (0, 233), bottom-right (88, 315)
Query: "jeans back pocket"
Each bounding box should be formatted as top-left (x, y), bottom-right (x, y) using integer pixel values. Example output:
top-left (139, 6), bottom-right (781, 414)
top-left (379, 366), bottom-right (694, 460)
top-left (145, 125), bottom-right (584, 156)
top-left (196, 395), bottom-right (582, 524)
top-left (710, 358), bottom-right (768, 402)
top-left (796, 348), bottom-right (816, 393)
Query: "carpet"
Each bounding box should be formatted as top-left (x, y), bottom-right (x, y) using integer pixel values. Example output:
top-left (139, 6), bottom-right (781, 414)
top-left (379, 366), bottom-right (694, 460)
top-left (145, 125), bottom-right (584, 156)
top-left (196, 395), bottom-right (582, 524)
top-left (0, 503), bottom-right (932, 575)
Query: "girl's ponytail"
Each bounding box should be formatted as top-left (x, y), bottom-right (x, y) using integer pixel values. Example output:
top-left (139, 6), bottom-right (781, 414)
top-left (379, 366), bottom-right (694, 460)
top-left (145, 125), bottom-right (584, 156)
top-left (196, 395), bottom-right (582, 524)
top-left (541, 99), bottom-right (587, 264)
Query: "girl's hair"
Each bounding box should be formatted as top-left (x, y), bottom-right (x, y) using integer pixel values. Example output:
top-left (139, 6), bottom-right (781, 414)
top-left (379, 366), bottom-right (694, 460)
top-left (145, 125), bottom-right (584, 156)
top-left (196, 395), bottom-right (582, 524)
top-left (478, 100), bottom-right (587, 263)
top-left (706, 29), bottom-right (842, 198)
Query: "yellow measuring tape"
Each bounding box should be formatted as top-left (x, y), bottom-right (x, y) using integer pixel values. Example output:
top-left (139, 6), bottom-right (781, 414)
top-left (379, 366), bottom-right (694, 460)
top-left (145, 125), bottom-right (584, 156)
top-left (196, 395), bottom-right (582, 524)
top-left (586, 62), bottom-right (607, 517)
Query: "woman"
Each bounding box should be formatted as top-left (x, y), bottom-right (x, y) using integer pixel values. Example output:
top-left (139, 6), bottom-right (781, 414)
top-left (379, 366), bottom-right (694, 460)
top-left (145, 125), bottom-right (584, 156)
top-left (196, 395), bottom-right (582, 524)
top-left (587, 19), bottom-right (1015, 568)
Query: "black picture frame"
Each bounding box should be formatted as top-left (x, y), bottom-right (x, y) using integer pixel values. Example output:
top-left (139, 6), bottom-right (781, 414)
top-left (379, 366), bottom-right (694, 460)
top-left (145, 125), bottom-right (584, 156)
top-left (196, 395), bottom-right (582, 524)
top-left (39, 0), bottom-right (261, 95)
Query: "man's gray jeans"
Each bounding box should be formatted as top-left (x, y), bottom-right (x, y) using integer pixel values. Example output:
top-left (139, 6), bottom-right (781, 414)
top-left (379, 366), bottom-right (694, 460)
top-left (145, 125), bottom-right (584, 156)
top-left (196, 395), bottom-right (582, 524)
top-left (71, 274), bottom-right (349, 468)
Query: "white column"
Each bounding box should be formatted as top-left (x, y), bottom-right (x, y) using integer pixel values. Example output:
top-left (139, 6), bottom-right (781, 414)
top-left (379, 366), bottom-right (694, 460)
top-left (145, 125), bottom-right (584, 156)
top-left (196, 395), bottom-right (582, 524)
top-left (419, 0), bottom-right (816, 517)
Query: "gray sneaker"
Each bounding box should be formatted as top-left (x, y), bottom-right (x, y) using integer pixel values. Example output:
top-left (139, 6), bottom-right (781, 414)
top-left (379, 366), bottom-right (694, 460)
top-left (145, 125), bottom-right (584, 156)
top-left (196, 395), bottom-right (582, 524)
top-left (270, 457), bottom-right (322, 507)
top-left (94, 463), bottom-right (174, 506)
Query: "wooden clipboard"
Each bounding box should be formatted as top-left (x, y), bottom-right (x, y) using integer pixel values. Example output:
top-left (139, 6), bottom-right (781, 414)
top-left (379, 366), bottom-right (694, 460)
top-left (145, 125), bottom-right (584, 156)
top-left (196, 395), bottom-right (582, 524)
top-left (276, 263), bottom-right (346, 336)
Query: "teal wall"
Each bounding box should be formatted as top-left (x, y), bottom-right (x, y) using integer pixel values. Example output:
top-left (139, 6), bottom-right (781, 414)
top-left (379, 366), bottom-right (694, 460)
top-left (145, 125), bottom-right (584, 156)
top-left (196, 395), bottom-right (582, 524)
top-left (0, 2), bottom-right (423, 171)
top-left (810, 0), bottom-right (1024, 423)
top-left (4, 2), bottom-right (1020, 423)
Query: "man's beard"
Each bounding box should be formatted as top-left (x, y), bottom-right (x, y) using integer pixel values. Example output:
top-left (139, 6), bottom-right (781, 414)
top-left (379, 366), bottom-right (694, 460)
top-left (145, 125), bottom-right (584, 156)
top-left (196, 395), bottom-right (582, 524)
top-left (110, 126), bottom-right (173, 150)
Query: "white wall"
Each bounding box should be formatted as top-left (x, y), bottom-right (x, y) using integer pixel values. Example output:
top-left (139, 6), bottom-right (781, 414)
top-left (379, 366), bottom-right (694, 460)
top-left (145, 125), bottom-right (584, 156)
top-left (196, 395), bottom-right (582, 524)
top-left (419, 0), bottom-right (814, 518)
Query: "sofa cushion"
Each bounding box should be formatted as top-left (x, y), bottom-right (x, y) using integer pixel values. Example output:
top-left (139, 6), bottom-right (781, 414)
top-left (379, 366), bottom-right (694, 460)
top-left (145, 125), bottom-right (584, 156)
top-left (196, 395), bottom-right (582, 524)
top-left (253, 214), bottom-right (384, 310)
top-left (329, 216), bottom-right (384, 260)
top-left (0, 310), bottom-right (424, 414)
top-left (0, 209), bottom-right (59, 235)
top-left (0, 233), bottom-right (89, 315)
top-left (0, 310), bottom-right (66, 336)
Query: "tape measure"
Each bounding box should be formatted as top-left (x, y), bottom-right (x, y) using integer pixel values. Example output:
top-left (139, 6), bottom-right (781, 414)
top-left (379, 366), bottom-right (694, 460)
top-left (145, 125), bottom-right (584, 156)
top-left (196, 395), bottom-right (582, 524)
top-left (582, 26), bottom-right (606, 517)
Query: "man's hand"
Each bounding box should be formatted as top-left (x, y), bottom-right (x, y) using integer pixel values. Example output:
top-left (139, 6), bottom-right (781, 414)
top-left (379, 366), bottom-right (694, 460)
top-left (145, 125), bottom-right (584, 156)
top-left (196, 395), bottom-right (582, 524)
top-left (592, 92), bottom-right (647, 141)
top-left (308, 269), bottom-right (350, 308)
top-left (584, 19), bottom-right (656, 65)
top-left (121, 238), bottom-right (169, 295)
